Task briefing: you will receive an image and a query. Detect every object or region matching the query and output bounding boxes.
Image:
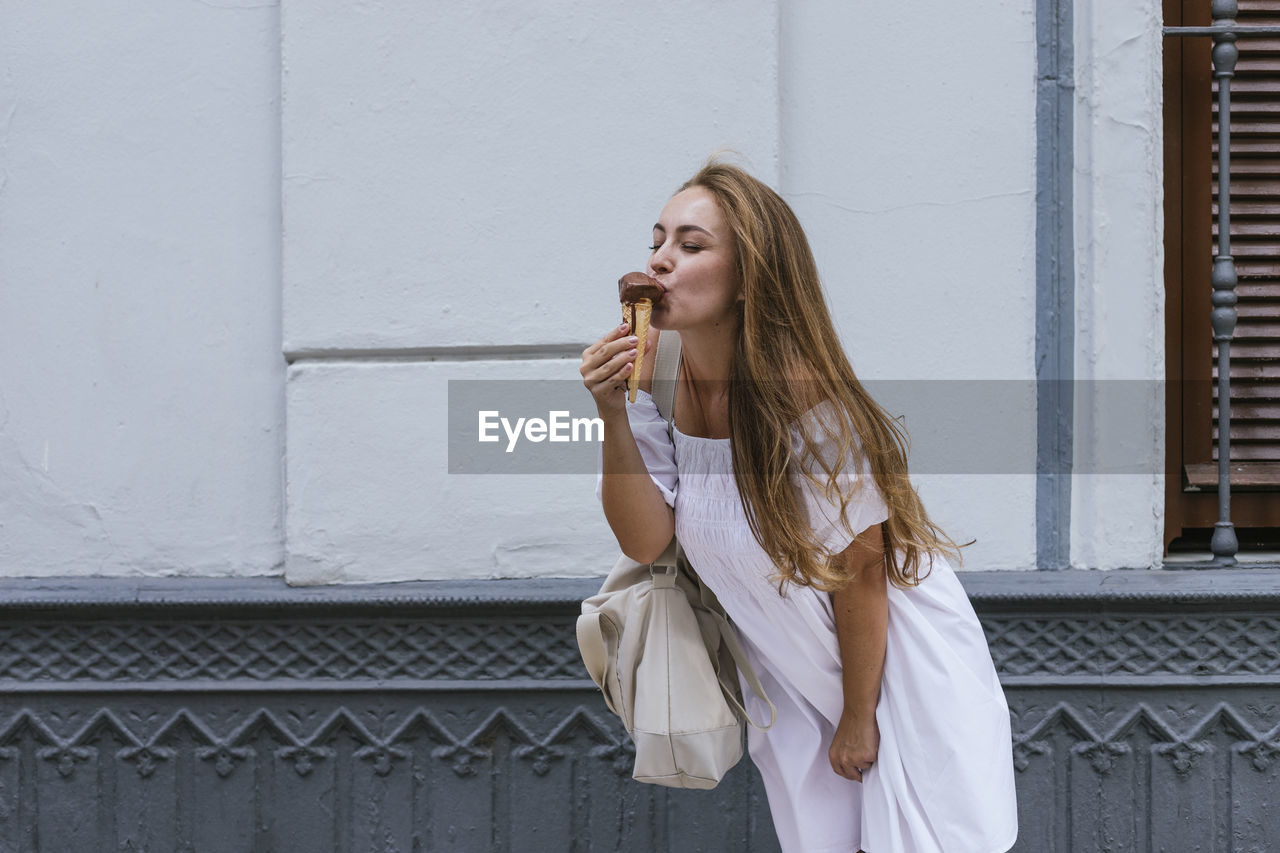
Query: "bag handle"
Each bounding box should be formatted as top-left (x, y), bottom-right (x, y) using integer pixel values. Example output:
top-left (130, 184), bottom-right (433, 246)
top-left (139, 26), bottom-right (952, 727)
top-left (576, 611), bottom-right (622, 717)
top-left (576, 612), bottom-right (608, 692)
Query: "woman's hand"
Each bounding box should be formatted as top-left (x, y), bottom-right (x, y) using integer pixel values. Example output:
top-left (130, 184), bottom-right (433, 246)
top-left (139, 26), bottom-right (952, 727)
top-left (829, 709), bottom-right (879, 782)
top-left (580, 322), bottom-right (644, 418)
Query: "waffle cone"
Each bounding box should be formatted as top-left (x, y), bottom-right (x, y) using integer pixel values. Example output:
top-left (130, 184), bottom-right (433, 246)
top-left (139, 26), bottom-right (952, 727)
top-left (622, 299), bottom-right (653, 403)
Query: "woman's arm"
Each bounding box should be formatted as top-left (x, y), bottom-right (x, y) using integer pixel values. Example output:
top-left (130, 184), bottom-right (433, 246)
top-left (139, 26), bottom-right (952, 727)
top-left (582, 323), bottom-right (675, 564)
top-left (599, 416), bottom-right (676, 563)
top-left (827, 521), bottom-right (888, 782)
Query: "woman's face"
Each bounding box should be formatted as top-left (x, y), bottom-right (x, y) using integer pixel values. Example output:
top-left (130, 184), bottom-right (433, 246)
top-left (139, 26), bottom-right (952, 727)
top-left (646, 186), bottom-right (742, 332)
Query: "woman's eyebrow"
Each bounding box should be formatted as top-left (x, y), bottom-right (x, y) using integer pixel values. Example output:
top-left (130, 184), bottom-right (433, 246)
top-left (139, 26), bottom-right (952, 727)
top-left (652, 224), bottom-right (715, 238)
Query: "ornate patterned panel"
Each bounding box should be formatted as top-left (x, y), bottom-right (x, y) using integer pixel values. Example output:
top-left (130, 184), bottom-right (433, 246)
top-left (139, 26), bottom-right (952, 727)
top-left (982, 614), bottom-right (1280, 677)
top-left (2, 573), bottom-right (1279, 851)
top-left (0, 619), bottom-right (586, 683)
top-left (5, 612), bottom-right (1280, 686)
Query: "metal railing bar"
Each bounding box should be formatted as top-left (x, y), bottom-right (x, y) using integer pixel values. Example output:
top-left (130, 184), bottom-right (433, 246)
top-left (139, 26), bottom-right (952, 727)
top-left (1165, 25), bottom-right (1280, 36)
top-left (1163, 2), bottom-right (1246, 565)
top-left (1210, 2), bottom-right (1240, 566)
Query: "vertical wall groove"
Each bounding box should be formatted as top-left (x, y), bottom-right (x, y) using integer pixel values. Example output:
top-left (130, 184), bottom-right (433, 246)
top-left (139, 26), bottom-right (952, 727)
top-left (1036, 0), bottom-right (1076, 570)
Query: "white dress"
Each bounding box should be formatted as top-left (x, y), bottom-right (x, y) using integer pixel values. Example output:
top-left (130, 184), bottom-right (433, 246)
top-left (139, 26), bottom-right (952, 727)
top-left (597, 390), bottom-right (1019, 853)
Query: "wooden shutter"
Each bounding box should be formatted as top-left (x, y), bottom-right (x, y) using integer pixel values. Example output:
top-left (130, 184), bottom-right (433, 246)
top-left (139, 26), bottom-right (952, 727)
top-left (1165, 0), bottom-right (1280, 550)
top-left (1203, 0), bottom-right (1280, 485)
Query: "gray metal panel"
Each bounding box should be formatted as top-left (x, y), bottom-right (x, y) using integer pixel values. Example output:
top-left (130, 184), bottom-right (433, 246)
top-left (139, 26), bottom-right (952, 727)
top-left (2, 573), bottom-right (1279, 852)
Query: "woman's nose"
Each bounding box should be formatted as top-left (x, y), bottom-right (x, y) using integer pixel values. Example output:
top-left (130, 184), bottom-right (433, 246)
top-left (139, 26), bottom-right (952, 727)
top-left (649, 248), bottom-right (672, 275)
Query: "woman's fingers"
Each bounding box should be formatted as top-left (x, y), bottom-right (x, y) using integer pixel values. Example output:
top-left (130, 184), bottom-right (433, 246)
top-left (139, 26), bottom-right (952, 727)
top-left (835, 763), bottom-right (870, 783)
top-left (581, 325), bottom-right (635, 368)
top-left (582, 322), bottom-right (630, 359)
top-left (582, 331), bottom-right (640, 385)
top-left (829, 740), bottom-right (876, 782)
top-left (580, 322), bottom-right (644, 412)
top-left (586, 361), bottom-right (631, 393)
top-left (584, 347), bottom-right (637, 389)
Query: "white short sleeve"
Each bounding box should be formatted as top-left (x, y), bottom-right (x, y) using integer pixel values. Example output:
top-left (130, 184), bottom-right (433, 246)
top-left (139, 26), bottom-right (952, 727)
top-left (595, 389), bottom-right (678, 508)
top-left (791, 401), bottom-right (889, 554)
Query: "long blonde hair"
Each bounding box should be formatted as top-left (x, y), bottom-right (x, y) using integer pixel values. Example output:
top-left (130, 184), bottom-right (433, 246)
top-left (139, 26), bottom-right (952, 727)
top-left (679, 160), bottom-right (968, 592)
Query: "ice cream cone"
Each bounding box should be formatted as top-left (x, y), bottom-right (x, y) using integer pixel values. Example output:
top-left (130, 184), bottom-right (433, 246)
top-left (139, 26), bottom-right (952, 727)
top-left (623, 298), bottom-right (653, 403)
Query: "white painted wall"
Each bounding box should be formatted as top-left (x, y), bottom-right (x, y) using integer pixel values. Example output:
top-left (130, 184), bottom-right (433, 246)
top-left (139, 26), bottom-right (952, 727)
top-left (780, 1), bottom-right (1040, 574)
top-left (4, 1), bottom-right (1163, 582)
top-left (1070, 0), bottom-right (1166, 570)
top-left (0, 1), bottom-right (284, 577)
top-left (281, 0), bottom-right (780, 355)
top-left (281, 0), bottom-right (781, 583)
top-left (282, 0), bottom-right (1042, 584)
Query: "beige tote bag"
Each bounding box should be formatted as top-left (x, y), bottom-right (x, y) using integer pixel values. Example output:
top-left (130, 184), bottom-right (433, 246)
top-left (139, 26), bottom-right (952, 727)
top-left (578, 331), bottom-right (775, 789)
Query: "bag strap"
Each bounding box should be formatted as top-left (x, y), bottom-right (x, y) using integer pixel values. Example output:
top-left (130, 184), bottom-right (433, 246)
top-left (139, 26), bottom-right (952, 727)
top-left (689, 570), bottom-right (776, 730)
top-left (712, 611), bottom-right (777, 730)
top-left (649, 330), bottom-right (683, 571)
top-left (644, 332), bottom-right (775, 729)
top-left (650, 330), bottom-right (682, 437)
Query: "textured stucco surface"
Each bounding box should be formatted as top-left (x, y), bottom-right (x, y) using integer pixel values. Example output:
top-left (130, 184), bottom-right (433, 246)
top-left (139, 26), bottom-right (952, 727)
top-left (1, 1), bottom-right (1168, 582)
top-left (280, 0), bottom-right (780, 353)
top-left (779, 0), bottom-right (1040, 573)
top-left (1069, 0), bottom-right (1166, 570)
top-left (282, 0), bottom-right (1044, 582)
top-left (285, 358), bottom-right (616, 584)
top-left (0, 1), bottom-right (285, 577)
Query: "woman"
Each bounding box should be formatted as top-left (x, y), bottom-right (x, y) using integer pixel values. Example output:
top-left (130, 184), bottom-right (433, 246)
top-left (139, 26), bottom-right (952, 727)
top-left (581, 161), bottom-right (1018, 853)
